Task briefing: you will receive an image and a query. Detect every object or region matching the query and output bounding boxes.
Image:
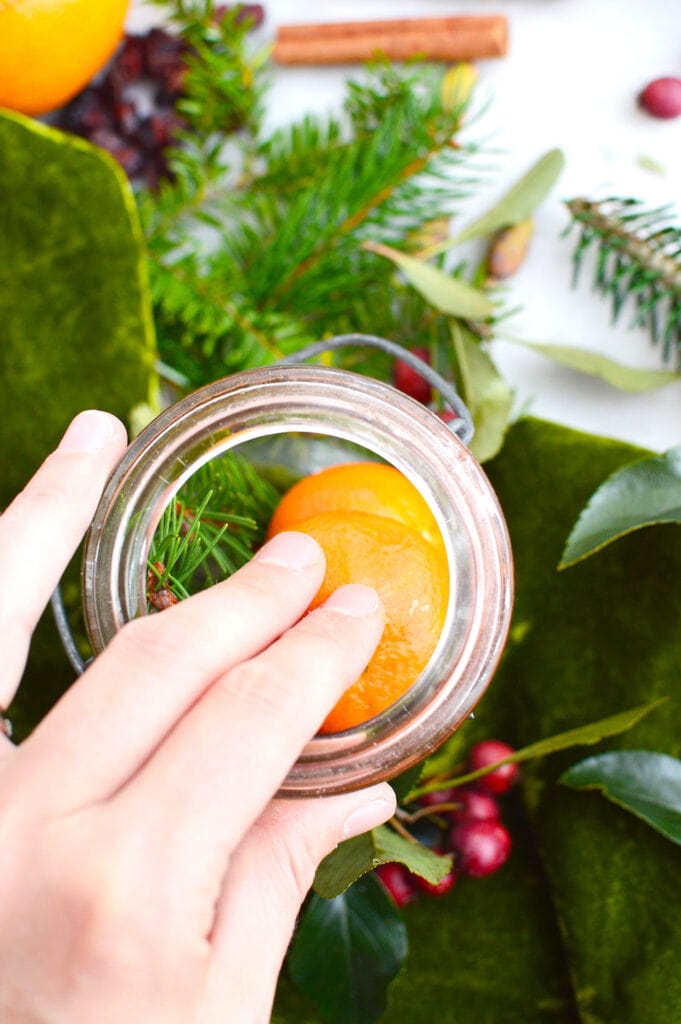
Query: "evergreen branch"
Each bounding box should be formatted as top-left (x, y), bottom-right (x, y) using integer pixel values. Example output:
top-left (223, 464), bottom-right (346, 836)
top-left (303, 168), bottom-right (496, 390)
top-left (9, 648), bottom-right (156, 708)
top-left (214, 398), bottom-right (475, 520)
top-left (147, 451), bottom-right (281, 606)
top-left (565, 196), bottom-right (681, 365)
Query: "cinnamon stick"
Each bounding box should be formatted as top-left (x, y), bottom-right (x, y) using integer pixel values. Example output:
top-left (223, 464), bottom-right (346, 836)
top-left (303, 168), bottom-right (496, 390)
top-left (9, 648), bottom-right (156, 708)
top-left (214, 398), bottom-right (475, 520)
top-left (273, 15), bottom-right (508, 66)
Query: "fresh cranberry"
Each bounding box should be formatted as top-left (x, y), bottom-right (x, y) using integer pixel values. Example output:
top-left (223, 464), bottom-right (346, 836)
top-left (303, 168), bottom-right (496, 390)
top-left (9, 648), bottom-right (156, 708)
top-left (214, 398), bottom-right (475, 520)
top-left (415, 867), bottom-right (457, 897)
top-left (639, 77), bottom-right (681, 119)
top-left (375, 863), bottom-right (418, 908)
top-left (450, 787), bottom-right (500, 823)
top-left (468, 739), bottom-right (519, 794)
top-left (448, 820), bottom-right (512, 878)
top-left (393, 347), bottom-right (432, 405)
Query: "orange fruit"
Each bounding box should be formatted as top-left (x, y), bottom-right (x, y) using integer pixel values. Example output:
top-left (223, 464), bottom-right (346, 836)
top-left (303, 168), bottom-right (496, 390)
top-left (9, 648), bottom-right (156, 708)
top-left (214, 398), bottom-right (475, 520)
top-left (279, 510), bottom-right (449, 734)
top-left (267, 461), bottom-right (443, 549)
top-left (0, 0), bottom-right (131, 116)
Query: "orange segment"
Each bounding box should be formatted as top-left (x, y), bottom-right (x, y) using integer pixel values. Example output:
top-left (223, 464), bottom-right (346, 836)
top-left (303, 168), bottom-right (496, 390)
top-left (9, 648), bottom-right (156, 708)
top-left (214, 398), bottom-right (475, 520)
top-left (0, 0), bottom-right (130, 116)
top-left (267, 461), bottom-right (443, 549)
top-left (286, 511), bottom-right (449, 734)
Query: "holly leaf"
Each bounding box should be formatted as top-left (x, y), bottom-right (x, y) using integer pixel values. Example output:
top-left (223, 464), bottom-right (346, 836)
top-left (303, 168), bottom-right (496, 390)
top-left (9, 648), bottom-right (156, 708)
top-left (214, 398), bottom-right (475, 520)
top-left (364, 240), bottom-right (493, 320)
top-left (314, 824), bottom-right (452, 899)
top-left (451, 321), bottom-right (513, 462)
top-left (560, 750), bottom-right (681, 845)
top-left (452, 148), bottom-right (566, 245)
top-left (560, 447), bottom-right (681, 568)
top-left (502, 338), bottom-right (680, 392)
top-left (288, 874), bottom-right (408, 1024)
top-left (410, 700), bottom-right (664, 798)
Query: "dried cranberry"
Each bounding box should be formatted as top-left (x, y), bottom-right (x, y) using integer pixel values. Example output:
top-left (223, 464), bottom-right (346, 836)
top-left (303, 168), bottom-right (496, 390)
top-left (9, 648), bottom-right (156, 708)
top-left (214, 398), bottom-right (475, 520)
top-left (144, 27), bottom-right (188, 85)
top-left (448, 819), bottom-right (512, 878)
top-left (215, 3), bottom-right (265, 28)
top-left (449, 787), bottom-right (500, 823)
top-left (468, 739), bottom-right (519, 795)
top-left (639, 77), bottom-right (681, 119)
top-left (113, 34), bottom-right (147, 86)
top-left (90, 129), bottom-right (146, 178)
top-left (415, 867), bottom-right (457, 897)
top-left (375, 862), bottom-right (418, 908)
top-left (58, 87), bottom-right (113, 137)
top-left (393, 347), bottom-right (432, 405)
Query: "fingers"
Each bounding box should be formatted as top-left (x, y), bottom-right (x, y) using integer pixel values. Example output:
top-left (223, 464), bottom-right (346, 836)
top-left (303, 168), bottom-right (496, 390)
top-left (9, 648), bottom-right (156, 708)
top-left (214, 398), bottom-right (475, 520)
top-left (199, 785), bottom-right (396, 1023)
top-left (113, 584), bottom-right (385, 882)
top-left (12, 533), bottom-right (327, 809)
top-left (0, 411), bottom-right (128, 706)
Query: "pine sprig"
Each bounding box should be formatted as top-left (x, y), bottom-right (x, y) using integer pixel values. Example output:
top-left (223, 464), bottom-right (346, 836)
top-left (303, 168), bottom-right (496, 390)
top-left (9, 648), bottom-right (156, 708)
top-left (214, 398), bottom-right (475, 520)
top-left (565, 196), bottom-right (681, 365)
top-left (147, 451), bottom-right (281, 606)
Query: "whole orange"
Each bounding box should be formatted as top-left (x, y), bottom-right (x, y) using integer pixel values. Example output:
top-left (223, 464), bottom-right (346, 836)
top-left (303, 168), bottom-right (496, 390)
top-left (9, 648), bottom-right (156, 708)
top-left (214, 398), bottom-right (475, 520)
top-left (267, 461), bottom-right (443, 550)
top-left (281, 510), bottom-right (449, 734)
top-left (0, 0), bottom-right (131, 116)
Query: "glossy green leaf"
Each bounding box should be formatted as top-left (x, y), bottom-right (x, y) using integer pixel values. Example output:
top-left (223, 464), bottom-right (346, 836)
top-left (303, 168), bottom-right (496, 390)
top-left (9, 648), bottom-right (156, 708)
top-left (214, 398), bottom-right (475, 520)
top-left (0, 109), bottom-right (158, 506)
top-left (503, 338), bottom-right (680, 392)
top-left (364, 240), bottom-right (493, 320)
top-left (288, 875), bottom-right (408, 1024)
top-left (314, 824), bottom-right (451, 899)
top-left (453, 148), bottom-right (566, 245)
top-left (560, 750), bottom-right (681, 845)
top-left (451, 321), bottom-right (513, 462)
top-left (560, 446), bottom-right (681, 568)
top-left (411, 700), bottom-right (664, 798)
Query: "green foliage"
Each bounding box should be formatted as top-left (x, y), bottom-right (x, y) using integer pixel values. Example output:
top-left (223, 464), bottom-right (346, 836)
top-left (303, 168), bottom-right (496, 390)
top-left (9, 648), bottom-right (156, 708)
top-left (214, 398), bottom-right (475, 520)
top-left (560, 445), bottom-right (681, 567)
top-left (561, 750), bottom-right (681, 846)
top-left (287, 876), bottom-right (408, 1024)
top-left (0, 110), bottom-right (158, 506)
top-left (314, 825), bottom-right (452, 899)
top-left (565, 196), bottom-right (681, 366)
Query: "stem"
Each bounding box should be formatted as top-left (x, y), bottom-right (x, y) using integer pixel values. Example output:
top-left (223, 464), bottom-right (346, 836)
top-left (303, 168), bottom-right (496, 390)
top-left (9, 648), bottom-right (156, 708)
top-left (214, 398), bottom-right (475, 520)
top-left (388, 815), bottom-right (419, 844)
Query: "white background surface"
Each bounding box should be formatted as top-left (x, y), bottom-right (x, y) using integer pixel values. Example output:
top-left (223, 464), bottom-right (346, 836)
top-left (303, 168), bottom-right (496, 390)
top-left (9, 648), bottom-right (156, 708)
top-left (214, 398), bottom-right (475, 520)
top-left (134, 0), bottom-right (681, 453)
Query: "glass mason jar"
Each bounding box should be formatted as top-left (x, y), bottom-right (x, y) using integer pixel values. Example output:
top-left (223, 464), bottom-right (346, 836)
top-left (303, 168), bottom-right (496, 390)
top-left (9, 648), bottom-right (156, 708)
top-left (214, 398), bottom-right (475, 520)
top-left (79, 344), bottom-right (513, 797)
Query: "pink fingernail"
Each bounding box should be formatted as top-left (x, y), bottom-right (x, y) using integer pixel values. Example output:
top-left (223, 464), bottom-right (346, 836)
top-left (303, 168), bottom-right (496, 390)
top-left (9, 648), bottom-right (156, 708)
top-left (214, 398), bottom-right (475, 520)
top-left (254, 531), bottom-right (323, 571)
top-left (342, 793), bottom-right (396, 841)
top-left (324, 584), bottom-right (380, 617)
top-left (59, 411), bottom-right (124, 452)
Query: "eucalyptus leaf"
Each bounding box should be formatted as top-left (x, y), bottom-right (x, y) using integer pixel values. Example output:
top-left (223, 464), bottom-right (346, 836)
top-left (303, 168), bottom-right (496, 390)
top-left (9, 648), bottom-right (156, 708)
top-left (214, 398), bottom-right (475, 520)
top-left (560, 447), bottom-right (681, 568)
top-left (288, 875), bottom-right (408, 1024)
top-left (364, 240), bottom-right (493, 320)
top-left (451, 321), bottom-right (513, 462)
top-left (560, 750), bottom-right (681, 845)
top-left (452, 148), bottom-right (566, 245)
top-left (410, 700), bottom-right (664, 798)
top-left (502, 337), bottom-right (680, 392)
top-left (314, 824), bottom-right (451, 899)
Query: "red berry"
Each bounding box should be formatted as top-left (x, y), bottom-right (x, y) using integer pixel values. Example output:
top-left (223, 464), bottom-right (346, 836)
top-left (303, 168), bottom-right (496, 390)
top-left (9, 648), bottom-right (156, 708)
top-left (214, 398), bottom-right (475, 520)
top-left (450, 787), bottom-right (500, 823)
top-left (417, 786), bottom-right (459, 808)
top-left (415, 867), bottom-right (457, 897)
top-left (393, 347), bottom-right (432, 405)
top-left (448, 819), bottom-right (512, 878)
top-left (375, 863), bottom-right (418, 908)
top-left (468, 739), bottom-right (519, 794)
top-left (639, 77), bottom-right (681, 119)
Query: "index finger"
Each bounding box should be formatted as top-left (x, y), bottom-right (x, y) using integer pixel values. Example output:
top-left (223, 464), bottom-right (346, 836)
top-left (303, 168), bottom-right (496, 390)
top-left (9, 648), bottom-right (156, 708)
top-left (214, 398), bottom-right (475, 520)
top-left (0, 411), bottom-right (128, 705)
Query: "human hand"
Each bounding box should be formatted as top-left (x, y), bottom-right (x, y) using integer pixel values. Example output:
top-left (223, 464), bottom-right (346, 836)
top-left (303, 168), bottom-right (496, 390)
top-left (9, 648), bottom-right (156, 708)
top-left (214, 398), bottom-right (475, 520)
top-left (0, 410), bottom-right (396, 1024)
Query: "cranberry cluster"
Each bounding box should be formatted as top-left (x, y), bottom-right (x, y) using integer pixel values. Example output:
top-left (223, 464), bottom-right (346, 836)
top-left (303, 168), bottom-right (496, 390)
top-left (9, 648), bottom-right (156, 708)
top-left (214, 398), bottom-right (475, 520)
top-left (376, 740), bottom-right (518, 908)
top-left (55, 6), bottom-right (264, 189)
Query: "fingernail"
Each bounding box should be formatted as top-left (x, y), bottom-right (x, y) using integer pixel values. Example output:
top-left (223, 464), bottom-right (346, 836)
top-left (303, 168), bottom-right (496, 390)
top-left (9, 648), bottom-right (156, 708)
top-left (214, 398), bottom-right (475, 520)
top-left (324, 584), bottom-right (380, 617)
top-left (254, 531), bottom-right (323, 571)
top-left (342, 792), bottom-right (396, 841)
top-left (59, 410), bottom-right (123, 453)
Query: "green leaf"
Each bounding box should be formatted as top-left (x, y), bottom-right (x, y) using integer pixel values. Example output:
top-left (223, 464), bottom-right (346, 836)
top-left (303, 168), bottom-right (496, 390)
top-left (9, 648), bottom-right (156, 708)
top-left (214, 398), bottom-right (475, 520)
top-left (364, 240), bottom-right (493, 320)
top-left (0, 110), bottom-right (158, 506)
top-left (451, 321), bottom-right (513, 462)
top-left (453, 148), bottom-right (566, 245)
top-left (314, 824), bottom-right (451, 898)
top-left (560, 446), bottom-right (681, 568)
top-left (410, 700), bottom-right (664, 798)
top-left (502, 337), bottom-right (680, 392)
top-left (561, 750), bottom-right (681, 845)
top-left (288, 875), bottom-right (408, 1024)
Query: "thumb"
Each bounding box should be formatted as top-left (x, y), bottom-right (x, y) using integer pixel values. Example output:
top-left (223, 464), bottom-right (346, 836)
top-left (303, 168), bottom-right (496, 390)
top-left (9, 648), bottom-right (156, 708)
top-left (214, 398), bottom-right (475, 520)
top-left (200, 784), bottom-right (396, 1022)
